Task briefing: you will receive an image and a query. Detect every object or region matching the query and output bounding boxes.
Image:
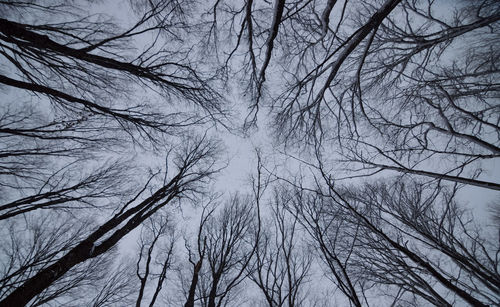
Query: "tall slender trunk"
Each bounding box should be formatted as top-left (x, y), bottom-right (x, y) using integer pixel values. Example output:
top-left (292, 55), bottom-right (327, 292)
top-left (184, 258), bottom-right (204, 307)
top-left (0, 181), bottom-right (179, 307)
top-left (207, 276), bottom-right (220, 307)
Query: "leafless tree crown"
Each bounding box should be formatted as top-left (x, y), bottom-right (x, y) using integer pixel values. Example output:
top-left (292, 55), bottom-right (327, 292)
top-left (1, 0), bottom-right (498, 306)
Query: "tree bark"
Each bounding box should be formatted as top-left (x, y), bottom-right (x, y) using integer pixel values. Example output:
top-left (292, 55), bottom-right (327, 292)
top-left (184, 258), bottom-right (204, 307)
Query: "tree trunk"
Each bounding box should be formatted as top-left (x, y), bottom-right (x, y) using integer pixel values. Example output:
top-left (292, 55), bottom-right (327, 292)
top-left (184, 258), bottom-right (203, 307)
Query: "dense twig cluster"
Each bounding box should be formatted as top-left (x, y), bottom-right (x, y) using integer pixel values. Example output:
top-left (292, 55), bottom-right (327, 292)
top-left (0, 0), bottom-right (498, 306)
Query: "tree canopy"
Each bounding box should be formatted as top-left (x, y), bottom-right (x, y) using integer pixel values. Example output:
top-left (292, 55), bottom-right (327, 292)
top-left (0, 0), bottom-right (498, 306)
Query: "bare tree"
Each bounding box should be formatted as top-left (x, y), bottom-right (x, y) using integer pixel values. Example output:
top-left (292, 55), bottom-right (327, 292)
top-left (180, 193), bottom-right (262, 307)
top-left (249, 189), bottom-right (312, 307)
top-left (343, 180), bottom-right (499, 306)
top-left (198, 0), bottom-right (499, 189)
top-left (180, 150), bottom-right (269, 307)
top-left (0, 1), bottom-right (224, 131)
top-left (295, 0), bottom-right (499, 189)
top-left (0, 2), bottom-right (227, 306)
top-left (135, 214), bottom-right (176, 307)
top-left (287, 176), bottom-right (499, 306)
top-left (283, 184), bottom-right (367, 307)
top-left (0, 212), bottom-right (136, 307)
top-left (0, 0), bottom-right (227, 217)
top-left (0, 135), bottom-right (222, 306)
top-left (183, 199), bottom-right (215, 307)
top-left (89, 262), bottom-right (137, 307)
top-left (0, 160), bottom-right (134, 221)
top-left (2, 1), bottom-right (498, 306)
top-left (196, 195), bottom-right (258, 307)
